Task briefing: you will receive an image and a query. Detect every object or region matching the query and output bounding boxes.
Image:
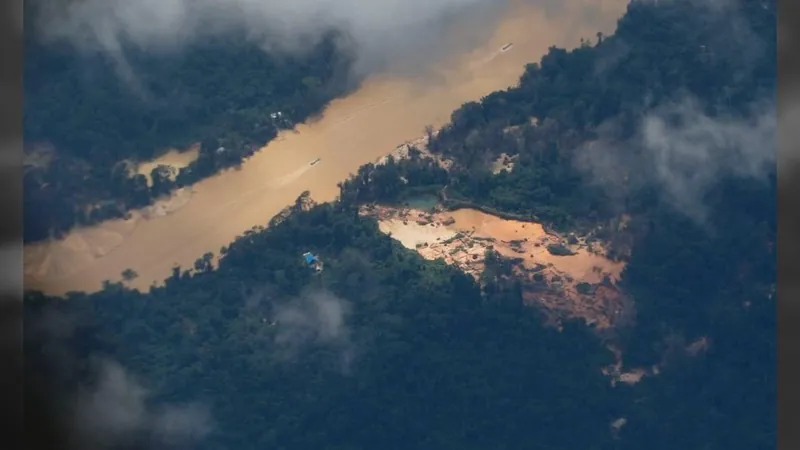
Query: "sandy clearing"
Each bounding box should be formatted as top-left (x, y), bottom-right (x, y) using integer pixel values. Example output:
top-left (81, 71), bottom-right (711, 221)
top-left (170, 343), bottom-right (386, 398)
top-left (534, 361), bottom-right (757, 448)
top-left (378, 220), bottom-right (458, 249)
top-left (24, 0), bottom-right (630, 295)
top-left (363, 205), bottom-right (630, 329)
top-left (445, 208), bottom-right (625, 283)
top-left (490, 153), bottom-right (516, 174)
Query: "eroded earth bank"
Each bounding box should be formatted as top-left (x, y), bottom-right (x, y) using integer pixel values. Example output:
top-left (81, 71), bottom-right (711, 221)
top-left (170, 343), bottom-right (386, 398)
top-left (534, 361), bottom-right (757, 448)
top-left (23, 0), bottom-right (630, 295)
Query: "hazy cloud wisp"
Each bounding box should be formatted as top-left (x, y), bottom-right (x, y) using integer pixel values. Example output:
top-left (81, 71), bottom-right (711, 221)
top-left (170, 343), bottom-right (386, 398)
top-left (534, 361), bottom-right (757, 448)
top-left (32, 0), bottom-right (517, 77)
top-left (273, 290), bottom-right (356, 371)
top-left (72, 359), bottom-right (214, 449)
top-left (575, 96), bottom-right (775, 223)
top-left (639, 98), bottom-right (775, 221)
top-left (28, 309), bottom-right (214, 450)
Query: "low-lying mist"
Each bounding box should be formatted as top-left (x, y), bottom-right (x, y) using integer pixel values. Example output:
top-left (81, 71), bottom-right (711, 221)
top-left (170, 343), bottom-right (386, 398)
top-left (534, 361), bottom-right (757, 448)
top-left (28, 0), bottom-right (564, 80)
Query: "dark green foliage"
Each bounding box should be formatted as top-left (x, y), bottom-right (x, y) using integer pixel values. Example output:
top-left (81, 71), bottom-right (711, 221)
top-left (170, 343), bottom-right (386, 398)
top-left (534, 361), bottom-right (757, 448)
top-left (619, 289), bottom-right (775, 450)
top-left (575, 282), bottom-right (592, 295)
top-left (619, 175), bottom-right (776, 366)
top-left (339, 1), bottom-right (777, 448)
top-left (337, 152), bottom-right (449, 206)
top-left (120, 268), bottom-right (138, 281)
top-left (23, 10), bottom-right (356, 243)
top-left (26, 204), bottom-right (622, 450)
top-left (546, 243), bottom-right (575, 256)
top-left (24, 1), bottom-right (776, 449)
top-left (428, 0), bottom-right (776, 230)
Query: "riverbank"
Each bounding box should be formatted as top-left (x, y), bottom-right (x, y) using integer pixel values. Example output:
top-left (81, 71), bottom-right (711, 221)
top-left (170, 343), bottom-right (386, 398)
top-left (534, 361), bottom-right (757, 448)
top-left (23, 0), bottom-right (630, 295)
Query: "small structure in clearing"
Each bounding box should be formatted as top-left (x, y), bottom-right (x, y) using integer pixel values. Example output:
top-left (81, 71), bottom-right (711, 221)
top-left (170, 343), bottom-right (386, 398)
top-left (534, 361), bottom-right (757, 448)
top-left (303, 252), bottom-right (323, 272)
top-left (360, 204), bottom-right (631, 330)
top-left (376, 131), bottom-right (453, 170)
top-left (491, 153), bottom-right (517, 174)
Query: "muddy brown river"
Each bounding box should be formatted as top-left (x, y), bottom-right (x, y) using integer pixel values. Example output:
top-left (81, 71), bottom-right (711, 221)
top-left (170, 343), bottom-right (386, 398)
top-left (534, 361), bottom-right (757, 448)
top-left (24, 0), bottom-right (629, 295)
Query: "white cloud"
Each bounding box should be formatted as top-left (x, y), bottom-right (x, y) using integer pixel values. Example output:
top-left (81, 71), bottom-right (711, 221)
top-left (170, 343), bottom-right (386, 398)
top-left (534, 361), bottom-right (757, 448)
top-left (32, 0), bottom-right (523, 77)
top-left (639, 97), bottom-right (775, 221)
top-left (273, 290), bottom-right (356, 372)
top-left (71, 359), bottom-right (214, 449)
top-left (574, 96), bottom-right (775, 223)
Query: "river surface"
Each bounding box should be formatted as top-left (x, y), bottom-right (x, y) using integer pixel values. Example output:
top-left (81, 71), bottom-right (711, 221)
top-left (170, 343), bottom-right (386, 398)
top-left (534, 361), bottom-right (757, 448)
top-left (24, 0), bottom-right (629, 295)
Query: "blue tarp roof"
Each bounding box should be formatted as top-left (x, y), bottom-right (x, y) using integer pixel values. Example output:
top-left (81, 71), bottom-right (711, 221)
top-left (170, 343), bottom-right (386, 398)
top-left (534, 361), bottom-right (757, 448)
top-left (304, 253), bottom-right (319, 264)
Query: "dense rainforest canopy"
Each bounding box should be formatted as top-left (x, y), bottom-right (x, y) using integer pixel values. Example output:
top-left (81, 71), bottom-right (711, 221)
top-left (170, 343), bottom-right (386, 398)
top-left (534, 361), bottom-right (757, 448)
top-left (427, 0), bottom-right (775, 230)
top-left (25, 1), bottom-right (775, 450)
top-left (23, 1), bottom-right (356, 243)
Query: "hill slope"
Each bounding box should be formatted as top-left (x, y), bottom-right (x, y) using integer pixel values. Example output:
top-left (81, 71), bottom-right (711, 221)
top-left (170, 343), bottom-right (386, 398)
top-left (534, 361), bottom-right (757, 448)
top-left (24, 1), bottom-right (775, 449)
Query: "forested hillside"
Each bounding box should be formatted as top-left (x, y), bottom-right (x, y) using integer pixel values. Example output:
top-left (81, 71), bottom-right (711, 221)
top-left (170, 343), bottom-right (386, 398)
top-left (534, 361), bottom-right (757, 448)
top-left (23, 2), bottom-right (355, 243)
top-left (420, 0), bottom-right (776, 346)
top-left (25, 1), bottom-right (775, 450)
top-left (27, 201), bottom-right (629, 450)
top-left (429, 0), bottom-right (775, 229)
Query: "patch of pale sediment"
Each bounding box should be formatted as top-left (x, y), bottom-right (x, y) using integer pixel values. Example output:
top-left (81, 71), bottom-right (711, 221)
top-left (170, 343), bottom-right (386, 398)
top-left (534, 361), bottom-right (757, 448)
top-left (601, 335), bottom-right (709, 387)
top-left (23, 0), bottom-right (630, 295)
top-left (529, 283), bottom-right (629, 330)
top-left (141, 187), bottom-right (194, 219)
top-left (450, 213), bottom-right (625, 284)
top-left (367, 206), bottom-right (625, 282)
top-left (24, 213), bottom-right (140, 282)
top-left (378, 219), bottom-right (457, 249)
top-left (25, 243), bottom-right (93, 281)
top-left (491, 153), bottom-right (517, 174)
top-left (540, 248), bottom-right (625, 284)
top-left (376, 132), bottom-right (454, 170)
top-left (363, 205), bottom-right (628, 327)
top-left (602, 345), bottom-right (658, 387)
top-left (136, 146), bottom-right (200, 186)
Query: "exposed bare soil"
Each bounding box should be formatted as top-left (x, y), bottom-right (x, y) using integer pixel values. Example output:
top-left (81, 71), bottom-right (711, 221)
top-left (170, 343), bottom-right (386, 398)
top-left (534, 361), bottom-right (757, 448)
top-left (23, 0), bottom-right (631, 297)
top-left (361, 204), bottom-right (630, 329)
